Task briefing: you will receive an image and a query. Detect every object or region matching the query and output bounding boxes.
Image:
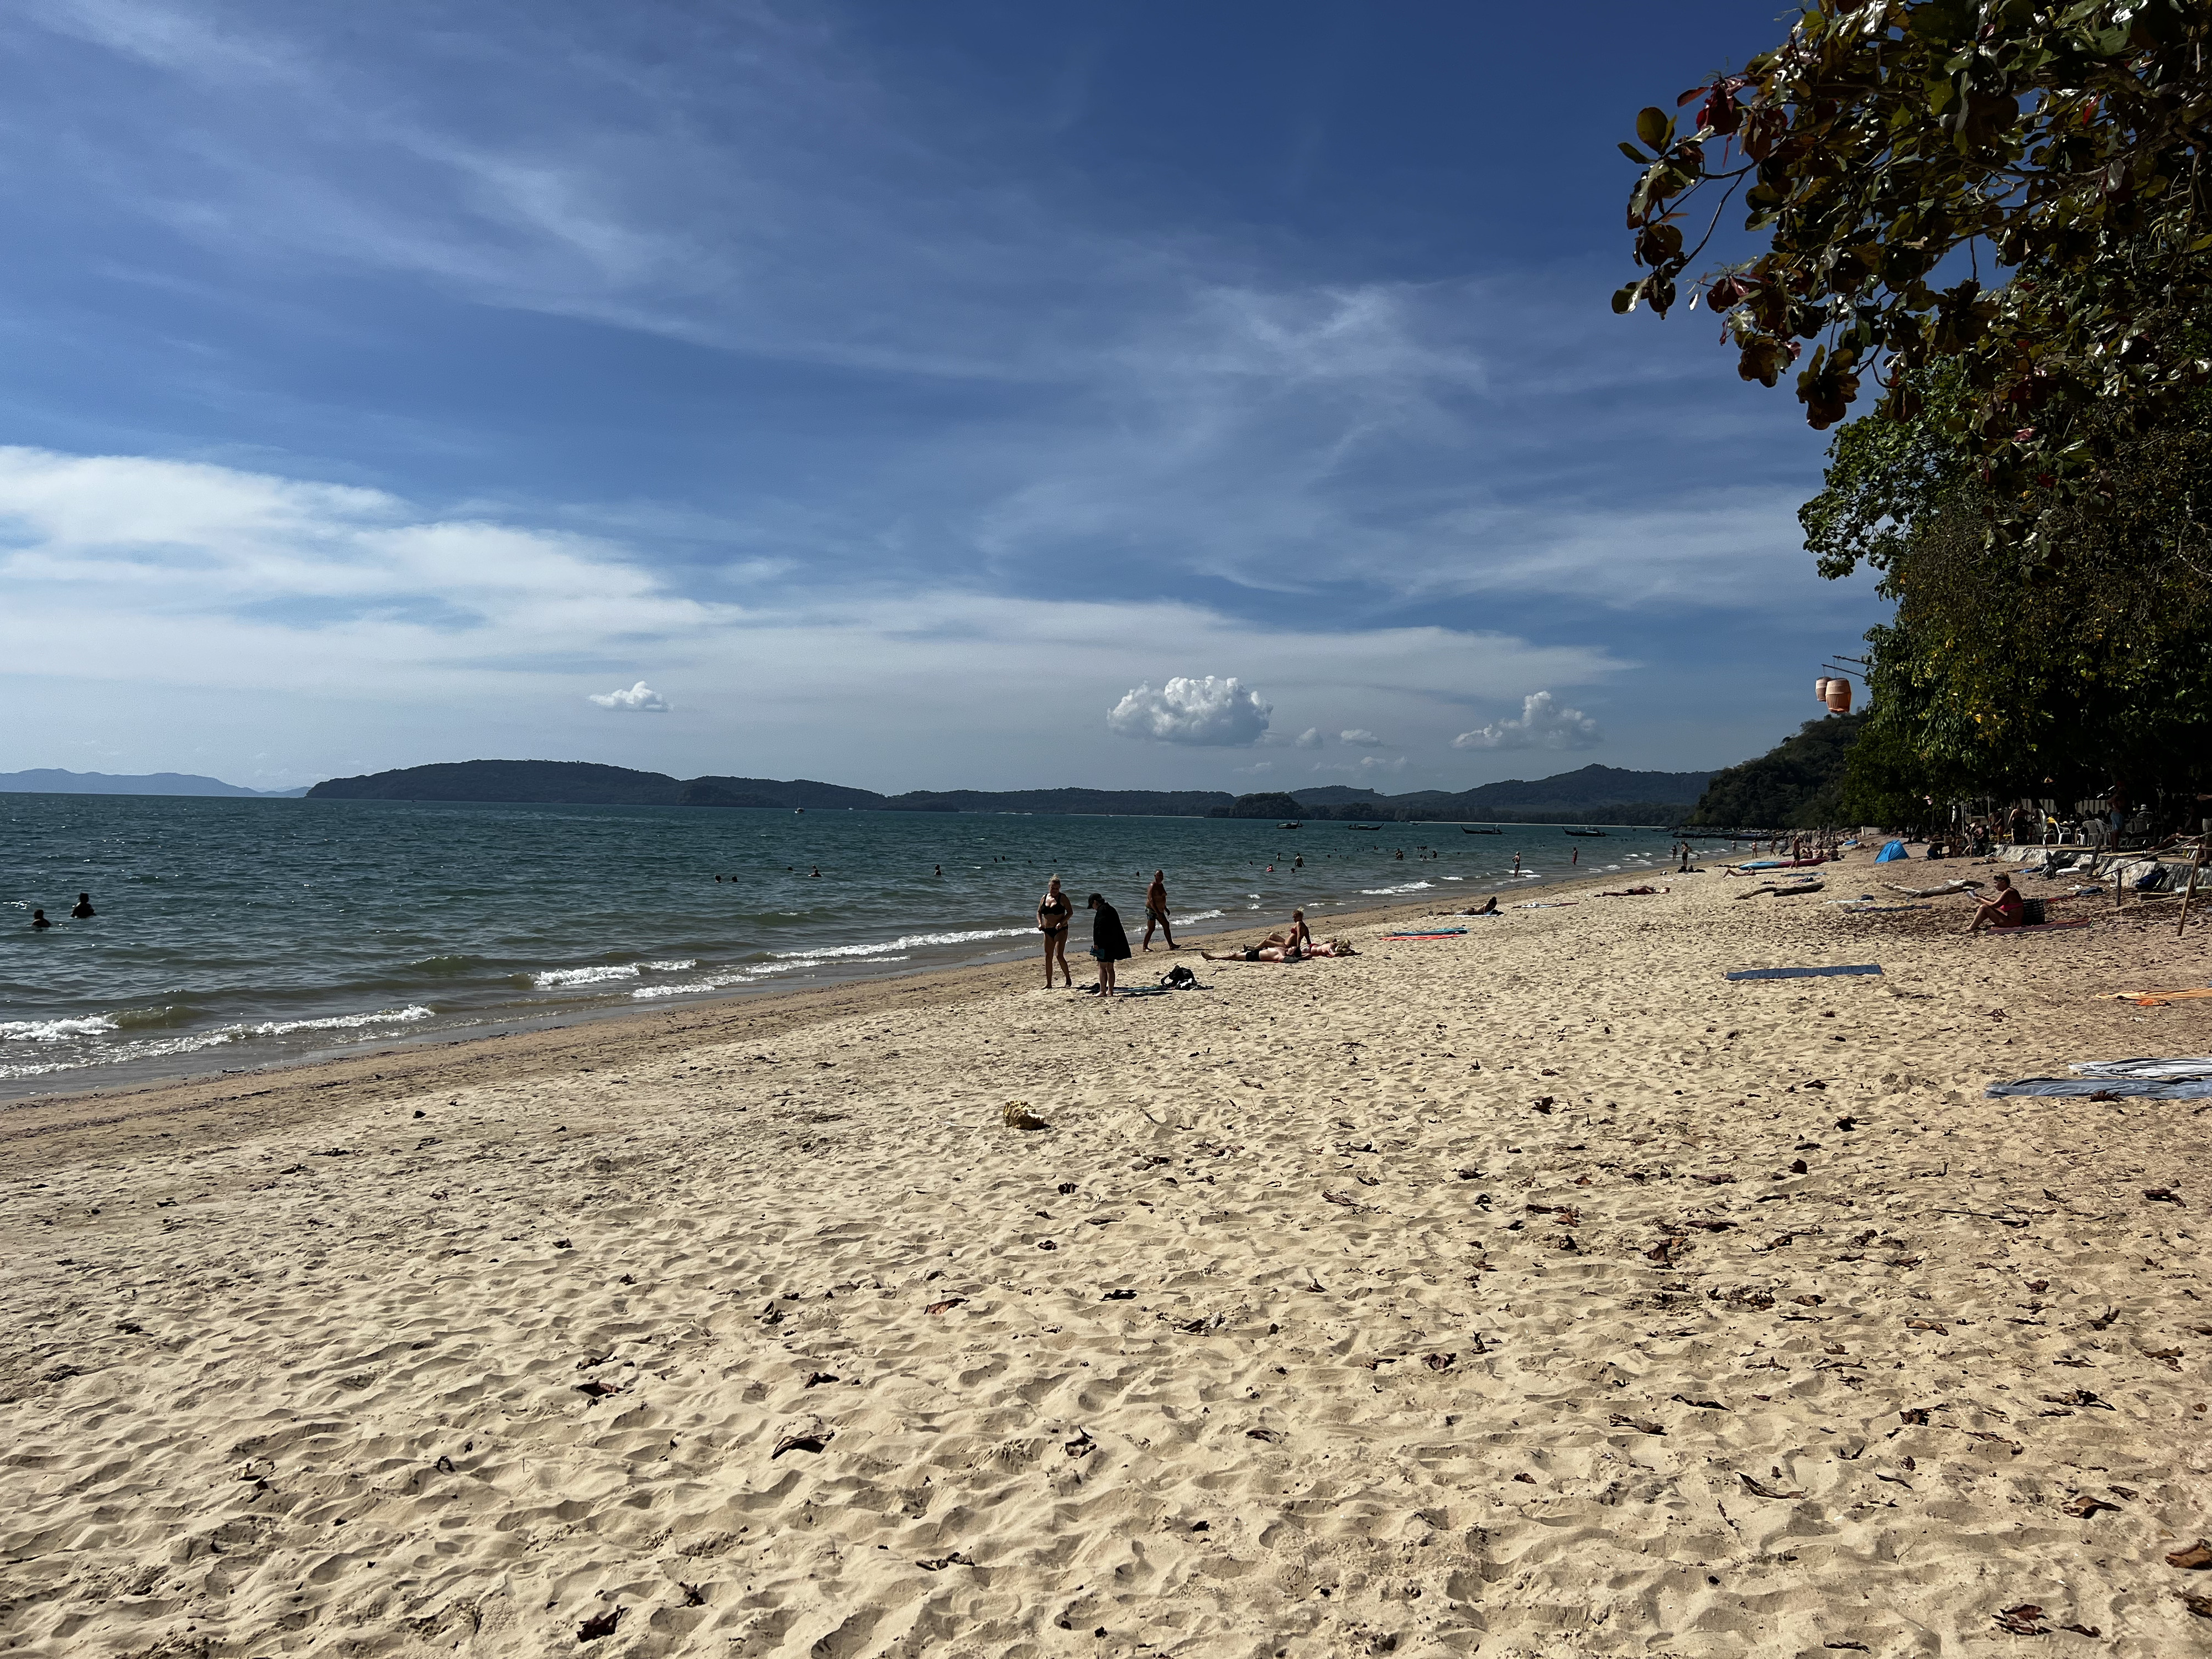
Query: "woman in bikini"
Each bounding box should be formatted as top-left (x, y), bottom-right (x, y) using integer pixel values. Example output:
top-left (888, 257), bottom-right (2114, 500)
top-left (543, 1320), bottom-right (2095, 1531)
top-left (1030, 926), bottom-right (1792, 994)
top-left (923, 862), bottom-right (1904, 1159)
top-left (1037, 875), bottom-right (1074, 987)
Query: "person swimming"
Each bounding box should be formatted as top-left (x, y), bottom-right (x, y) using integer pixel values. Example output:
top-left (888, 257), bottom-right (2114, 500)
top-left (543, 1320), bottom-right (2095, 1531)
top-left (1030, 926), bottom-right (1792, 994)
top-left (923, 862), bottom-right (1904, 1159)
top-left (30, 909), bottom-right (53, 930)
top-left (71, 893), bottom-right (95, 918)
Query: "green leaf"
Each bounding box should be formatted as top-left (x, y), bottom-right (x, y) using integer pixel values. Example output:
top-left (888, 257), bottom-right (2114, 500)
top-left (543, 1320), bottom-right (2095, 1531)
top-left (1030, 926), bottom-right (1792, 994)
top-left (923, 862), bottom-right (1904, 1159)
top-left (1635, 106), bottom-right (1670, 151)
top-left (1618, 142), bottom-right (1652, 163)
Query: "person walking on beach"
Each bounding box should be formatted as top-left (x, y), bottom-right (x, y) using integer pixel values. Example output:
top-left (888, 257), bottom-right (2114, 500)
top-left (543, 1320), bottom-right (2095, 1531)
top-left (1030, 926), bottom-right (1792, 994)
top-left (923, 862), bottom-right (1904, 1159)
top-left (1086, 891), bottom-right (1131, 996)
top-left (1141, 869), bottom-right (1176, 951)
top-left (70, 893), bottom-right (95, 918)
top-left (1037, 875), bottom-right (1074, 987)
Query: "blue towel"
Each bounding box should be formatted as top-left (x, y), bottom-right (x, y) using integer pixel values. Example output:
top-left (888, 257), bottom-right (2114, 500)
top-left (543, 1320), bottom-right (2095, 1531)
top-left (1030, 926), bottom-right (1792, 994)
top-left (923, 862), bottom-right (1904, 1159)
top-left (1987, 1077), bottom-right (2212, 1099)
top-left (1726, 964), bottom-right (1885, 982)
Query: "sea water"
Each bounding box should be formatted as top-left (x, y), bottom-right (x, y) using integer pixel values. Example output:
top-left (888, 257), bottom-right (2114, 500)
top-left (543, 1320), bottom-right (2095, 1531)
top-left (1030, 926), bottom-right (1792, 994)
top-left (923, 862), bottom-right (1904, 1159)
top-left (1, 794), bottom-right (1732, 1099)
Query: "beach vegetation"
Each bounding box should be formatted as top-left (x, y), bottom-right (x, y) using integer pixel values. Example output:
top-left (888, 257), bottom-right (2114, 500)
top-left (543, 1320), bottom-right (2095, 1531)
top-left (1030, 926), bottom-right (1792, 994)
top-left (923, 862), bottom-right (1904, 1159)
top-left (1615, 0), bottom-right (2212, 552)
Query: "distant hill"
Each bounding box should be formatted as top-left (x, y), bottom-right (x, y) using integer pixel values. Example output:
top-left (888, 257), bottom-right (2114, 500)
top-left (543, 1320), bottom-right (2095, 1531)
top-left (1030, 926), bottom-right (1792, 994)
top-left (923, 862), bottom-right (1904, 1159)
top-left (304, 758), bottom-right (1717, 823)
top-left (1684, 715), bottom-right (1864, 829)
top-left (0, 768), bottom-right (307, 798)
top-left (1254, 764), bottom-right (1715, 825)
top-left (307, 760), bottom-right (1239, 816)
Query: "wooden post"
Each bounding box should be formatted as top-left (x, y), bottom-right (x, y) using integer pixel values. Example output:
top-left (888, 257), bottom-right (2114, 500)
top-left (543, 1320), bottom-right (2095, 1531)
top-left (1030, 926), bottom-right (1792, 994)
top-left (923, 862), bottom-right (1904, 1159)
top-left (2179, 842), bottom-right (2206, 938)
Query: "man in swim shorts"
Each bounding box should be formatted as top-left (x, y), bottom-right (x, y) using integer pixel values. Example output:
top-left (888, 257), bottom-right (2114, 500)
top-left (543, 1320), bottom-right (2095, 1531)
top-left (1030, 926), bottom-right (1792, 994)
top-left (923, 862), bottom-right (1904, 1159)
top-left (1141, 869), bottom-right (1176, 951)
top-left (1037, 875), bottom-right (1074, 987)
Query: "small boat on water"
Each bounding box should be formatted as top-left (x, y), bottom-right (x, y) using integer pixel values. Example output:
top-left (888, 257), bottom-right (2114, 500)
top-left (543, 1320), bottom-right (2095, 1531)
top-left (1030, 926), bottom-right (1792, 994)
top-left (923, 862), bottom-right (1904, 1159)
top-left (1461, 826), bottom-right (1501, 834)
top-left (1350, 823), bottom-right (1381, 831)
top-left (1564, 827), bottom-right (1607, 837)
top-left (1279, 821), bottom-right (1301, 829)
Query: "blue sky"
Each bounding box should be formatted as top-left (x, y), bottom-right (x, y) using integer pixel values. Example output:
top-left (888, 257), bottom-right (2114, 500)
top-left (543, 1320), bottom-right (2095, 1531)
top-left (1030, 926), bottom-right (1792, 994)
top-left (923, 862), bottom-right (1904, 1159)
top-left (0, 0), bottom-right (1878, 793)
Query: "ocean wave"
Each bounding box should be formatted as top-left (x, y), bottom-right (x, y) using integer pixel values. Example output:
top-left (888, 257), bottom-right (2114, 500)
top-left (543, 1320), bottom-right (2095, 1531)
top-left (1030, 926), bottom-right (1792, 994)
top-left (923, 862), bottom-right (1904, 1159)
top-left (0, 1028), bottom-right (239, 1080)
top-left (1, 1015), bottom-right (119, 1043)
top-left (632, 954), bottom-right (917, 998)
top-left (768, 926), bottom-right (1031, 963)
top-left (641, 959), bottom-right (697, 972)
top-left (532, 963), bottom-right (642, 988)
top-left (242, 1006), bottom-right (433, 1037)
top-left (111, 1004), bottom-right (205, 1031)
top-left (1360, 881), bottom-right (1435, 895)
top-left (1180, 909), bottom-right (1227, 923)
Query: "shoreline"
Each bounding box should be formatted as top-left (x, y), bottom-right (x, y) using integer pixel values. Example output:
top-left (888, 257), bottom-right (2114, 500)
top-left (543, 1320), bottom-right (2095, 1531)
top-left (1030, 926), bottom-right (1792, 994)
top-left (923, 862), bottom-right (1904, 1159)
top-left (0, 879), bottom-right (1567, 1151)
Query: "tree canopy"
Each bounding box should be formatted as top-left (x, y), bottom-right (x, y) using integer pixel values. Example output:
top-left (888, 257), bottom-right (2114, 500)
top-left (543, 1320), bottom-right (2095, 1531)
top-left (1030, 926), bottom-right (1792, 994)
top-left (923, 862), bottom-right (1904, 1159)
top-left (1616, 0), bottom-right (2212, 538)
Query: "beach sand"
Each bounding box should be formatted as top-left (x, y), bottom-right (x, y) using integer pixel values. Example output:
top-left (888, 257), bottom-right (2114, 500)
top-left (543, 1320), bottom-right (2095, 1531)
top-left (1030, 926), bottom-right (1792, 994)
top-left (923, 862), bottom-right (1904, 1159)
top-left (6, 850), bottom-right (2211, 1657)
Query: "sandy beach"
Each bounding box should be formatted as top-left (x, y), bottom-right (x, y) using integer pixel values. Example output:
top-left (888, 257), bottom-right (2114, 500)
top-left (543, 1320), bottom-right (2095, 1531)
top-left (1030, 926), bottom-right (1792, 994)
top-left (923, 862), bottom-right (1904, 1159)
top-left (6, 848), bottom-right (2211, 1658)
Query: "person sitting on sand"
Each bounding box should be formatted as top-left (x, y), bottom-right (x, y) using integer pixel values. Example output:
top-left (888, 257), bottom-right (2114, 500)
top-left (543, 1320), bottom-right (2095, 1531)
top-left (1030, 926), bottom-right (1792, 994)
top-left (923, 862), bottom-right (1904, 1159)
top-left (71, 893), bottom-right (95, 918)
top-left (1038, 876), bottom-right (1074, 988)
top-left (31, 908), bottom-right (53, 930)
top-left (1086, 891), bottom-right (1131, 996)
top-left (1968, 872), bottom-right (2026, 932)
top-left (1141, 869), bottom-right (1176, 951)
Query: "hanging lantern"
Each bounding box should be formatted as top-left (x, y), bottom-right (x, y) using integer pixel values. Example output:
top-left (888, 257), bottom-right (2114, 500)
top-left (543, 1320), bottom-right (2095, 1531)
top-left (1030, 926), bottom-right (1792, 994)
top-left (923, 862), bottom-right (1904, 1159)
top-left (1815, 676), bottom-right (1833, 703)
top-left (1825, 677), bottom-right (1852, 713)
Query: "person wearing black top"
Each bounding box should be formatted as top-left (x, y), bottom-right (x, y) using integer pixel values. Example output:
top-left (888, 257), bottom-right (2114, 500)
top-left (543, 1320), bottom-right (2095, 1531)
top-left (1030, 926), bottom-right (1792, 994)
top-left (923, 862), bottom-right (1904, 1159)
top-left (71, 893), bottom-right (95, 919)
top-left (1086, 891), bottom-right (1132, 997)
top-left (30, 909), bottom-right (53, 930)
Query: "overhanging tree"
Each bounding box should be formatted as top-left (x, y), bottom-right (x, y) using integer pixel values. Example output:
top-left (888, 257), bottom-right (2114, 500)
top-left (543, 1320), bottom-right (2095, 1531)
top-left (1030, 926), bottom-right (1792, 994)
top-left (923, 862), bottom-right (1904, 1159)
top-left (1615, 0), bottom-right (2212, 545)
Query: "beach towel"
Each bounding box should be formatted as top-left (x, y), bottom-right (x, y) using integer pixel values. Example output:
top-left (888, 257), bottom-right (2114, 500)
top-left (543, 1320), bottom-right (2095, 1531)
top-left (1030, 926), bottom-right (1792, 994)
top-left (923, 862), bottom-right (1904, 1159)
top-left (1725, 964), bottom-right (1885, 982)
top-left (1833, 902), bottom-right (1931, 912)
top-left (1384, 929), bottom-right (1465, 940)
top-left (2073, 1057), bottom-right (2212, 1080)
top-left (2111, 988), bottom-right (2212, 1006)
top-left (1886, 879), bottom-right (1981, 898)
top-left (1987, 1076), bottom-right (2212, 1098)
top-left (1876, 840), bottom-right (1909, 862)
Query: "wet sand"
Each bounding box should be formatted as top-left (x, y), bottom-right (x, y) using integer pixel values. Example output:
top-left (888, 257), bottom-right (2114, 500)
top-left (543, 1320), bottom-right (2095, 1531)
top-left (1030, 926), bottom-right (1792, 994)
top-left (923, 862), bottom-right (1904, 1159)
top-left (6, 850), bottom-right (2211, 1657)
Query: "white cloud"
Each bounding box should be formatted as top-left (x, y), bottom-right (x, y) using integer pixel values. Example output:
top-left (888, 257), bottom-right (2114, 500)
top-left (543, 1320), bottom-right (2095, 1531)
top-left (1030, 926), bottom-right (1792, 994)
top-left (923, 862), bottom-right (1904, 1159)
top-left (588, 680), bottom-right (670, 712)
top-left (1233, 761), bottom-right (1274, 776)
top-left (1338, 728), bottom-right (1384, 747)
top-left (1106, 675), bottom-right (1272, 747)
top-left (1453, 691), bottom-right (1602, 752)
top-left (0, 444), bottom-right (1637, 787)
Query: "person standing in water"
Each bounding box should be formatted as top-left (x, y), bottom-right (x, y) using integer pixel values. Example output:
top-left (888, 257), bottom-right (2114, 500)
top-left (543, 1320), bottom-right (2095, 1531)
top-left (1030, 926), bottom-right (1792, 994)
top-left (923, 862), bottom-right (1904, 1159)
top-left (1086, 891), bottom-right (1132, 995)
top-left (1037, 875), bottom-right (1074, 988)
top-left (1512, 852), bottom-right (1522, 875)
top-left (70, 893), bottom-right (95, 918)
top-left (1140, 869), bottom-right (1176, 951)
top-left (30, 909), bottom-right (53, 930)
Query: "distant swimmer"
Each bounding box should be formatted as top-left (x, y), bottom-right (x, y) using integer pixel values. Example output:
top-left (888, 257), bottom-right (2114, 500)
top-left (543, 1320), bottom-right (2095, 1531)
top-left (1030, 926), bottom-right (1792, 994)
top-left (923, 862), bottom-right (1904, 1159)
top-left (810, 866), bottom-right (821, 878)
top-left (934, 865), bottom-right (942, 877)
top-left (1141, 869), bottom-right (1176, 952)
top-left (1293, 854), bottom-right (1303, 870)
top-left (71, 893), bottom-right (95, 918)
top-left (30, 908), bottom-right (53, 930)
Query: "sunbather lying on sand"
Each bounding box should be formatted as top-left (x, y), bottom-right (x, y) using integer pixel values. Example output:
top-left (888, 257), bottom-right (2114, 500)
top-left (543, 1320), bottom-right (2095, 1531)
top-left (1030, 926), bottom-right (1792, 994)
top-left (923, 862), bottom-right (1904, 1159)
top-left (1202, 925), bottom-right (1358, 963)
top-left (1599, 885), bottom-right (1668, 897)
